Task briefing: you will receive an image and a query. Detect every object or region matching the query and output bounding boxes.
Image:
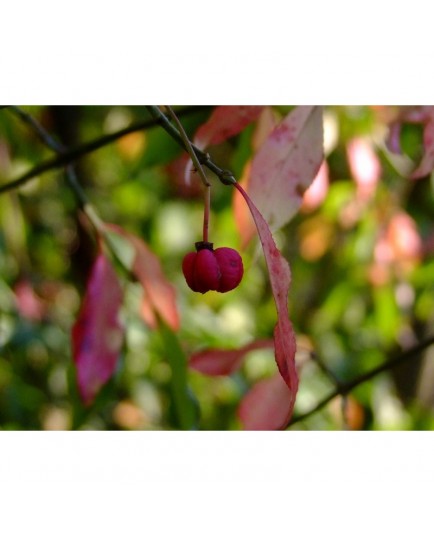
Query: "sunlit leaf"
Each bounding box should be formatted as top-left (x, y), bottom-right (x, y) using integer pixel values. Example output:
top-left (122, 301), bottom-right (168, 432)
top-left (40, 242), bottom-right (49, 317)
top-left (71, 251), bottom-right (124, 405)
top-left (236, 105), bottom-right (324, 246)
top-left (234, 183), bottom-right (298, 429)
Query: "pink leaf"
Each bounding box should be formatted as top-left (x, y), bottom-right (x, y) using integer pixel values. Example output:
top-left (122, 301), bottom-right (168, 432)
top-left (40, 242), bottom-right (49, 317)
top-left (346, 137), bottom-right (381, 199)
top-left (105, 224), bottom-right (180, 331)
top-left (14, 279), bottom-right (46, 322)
top-left (383, 106), bottom-right (434, 179)
top-left (233, 163), bottom-right (257, 248)
top-left (234, 183), bottom-right (299, 429)
top-left (194, 106), bottom-right (265, 148)
top-left (72, 251), bottom-right (124, 405)
top-left (238, 106), bottom-right (323, 242)
top-left (189, 339), bottom-right (274, 376)
top-left (238, 373), bottom-right (294, 431)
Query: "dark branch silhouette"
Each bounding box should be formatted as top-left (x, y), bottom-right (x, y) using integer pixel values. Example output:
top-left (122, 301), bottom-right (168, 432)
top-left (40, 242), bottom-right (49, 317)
top-left (288, 334), bottom-right (434, 427)
top-left (0, 105), bottom-right (210, 195)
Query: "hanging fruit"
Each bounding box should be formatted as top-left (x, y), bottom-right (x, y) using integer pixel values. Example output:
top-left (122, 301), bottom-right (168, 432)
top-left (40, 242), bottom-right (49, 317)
top-left (182, 241), bottom-right (244, 294)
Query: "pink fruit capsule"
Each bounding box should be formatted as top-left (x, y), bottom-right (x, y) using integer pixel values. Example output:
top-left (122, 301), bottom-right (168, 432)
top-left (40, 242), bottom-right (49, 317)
top-left (182, 242), bottom-right (244, 294)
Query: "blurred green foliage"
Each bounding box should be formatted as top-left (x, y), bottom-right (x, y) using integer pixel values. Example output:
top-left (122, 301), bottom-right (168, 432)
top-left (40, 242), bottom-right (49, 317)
top-left (0, 105), bottom-right (433, 430)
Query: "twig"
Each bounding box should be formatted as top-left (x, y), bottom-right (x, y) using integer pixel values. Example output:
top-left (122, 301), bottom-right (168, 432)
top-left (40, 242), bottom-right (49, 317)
top-left (288, 334), bottom-right (434, 427)
top-left (145, 106), bottom-right (236, 186)
top-left (8, 106), bottom-right (64, 153)
top-left (165, 105), bottom-right (210, 187)
top-left (0, 105), bottom-right (209, 195)
top-left (309, 349), bottom-right (342, 387)
top-left (8, 107), bottom-right (105, 233)
top-left (308, 349), bottom-right (350, 428)
top-left (7, 107), bottom-right (139, 282)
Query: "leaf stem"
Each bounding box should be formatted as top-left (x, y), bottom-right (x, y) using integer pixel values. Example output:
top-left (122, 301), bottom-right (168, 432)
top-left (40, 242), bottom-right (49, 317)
top-left (203, 184), bottom-right (211, 242)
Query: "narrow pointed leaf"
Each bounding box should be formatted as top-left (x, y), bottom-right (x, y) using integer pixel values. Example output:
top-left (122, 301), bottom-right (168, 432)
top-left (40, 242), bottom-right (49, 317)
top-left (240, 106), bottom-right (323, 240)
top-left (189, 339), bottom-right (274, 376)
top-left (234, 183), bottom-right (298, 429)
top-left (72, 252), bottom-right (124, 405)
top-left (160, 323), bottom-right (198, 430)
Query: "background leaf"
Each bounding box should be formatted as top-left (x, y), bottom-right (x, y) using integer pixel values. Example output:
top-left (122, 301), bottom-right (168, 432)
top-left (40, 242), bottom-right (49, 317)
top-left (189, 339), bottom-right (274, 376)
top-left (71, 251), bottom-right (124, 405)
top-left (238, 373), bottom-right (294, 431)
top-left (105, 223), bottom-right (180, 332)
top-left (159, 323), bottom-right (198, 430)
top-left (193, 105), bottom-right (264, 148)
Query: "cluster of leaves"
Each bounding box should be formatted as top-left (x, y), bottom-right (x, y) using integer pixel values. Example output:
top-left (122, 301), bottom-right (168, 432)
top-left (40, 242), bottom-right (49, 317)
top-left (0, 105), bottom-right (433, 430)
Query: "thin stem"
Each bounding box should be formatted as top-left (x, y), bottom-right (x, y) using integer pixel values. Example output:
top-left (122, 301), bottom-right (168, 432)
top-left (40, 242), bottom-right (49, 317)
top-left (309, 349), bottom-right (342, 387)
top-left (164, 106), bottom-right (214, 243)
top-left (165, 105), bottom-right (210, 187)
top-left (340, 395), bottom-right (349, 430)
top-left (7, 106), bottom-right (140, 281)
top-left (0, 105), bottom-right (209, 195)
top-left (288, 334), bottom-right (434, 427)
top-left (7, 107), bottom-right (93, 210)
top-left (8, 107), bottom-right (105, 233)
top-left (203, 185), bottom-right (211, 242)
top-left (65, 165), bottom-right (104, 234)
top-left (8, 106), bottom-right (65, 153)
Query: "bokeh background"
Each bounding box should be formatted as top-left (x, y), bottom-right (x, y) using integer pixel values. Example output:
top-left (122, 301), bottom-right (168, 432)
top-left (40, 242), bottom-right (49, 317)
top-left (0, 105), bottom-right (433, 430)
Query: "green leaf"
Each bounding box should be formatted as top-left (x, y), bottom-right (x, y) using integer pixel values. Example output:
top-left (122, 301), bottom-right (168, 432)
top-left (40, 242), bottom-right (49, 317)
top-left (159, 323), bottom-right (198, 430)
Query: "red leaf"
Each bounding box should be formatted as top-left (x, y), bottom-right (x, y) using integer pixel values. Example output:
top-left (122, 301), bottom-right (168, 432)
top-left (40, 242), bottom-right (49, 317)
top-left (194, 106), bottom-right (264, 148)
top-left (72, 252), bottom-right (124, 405)
top-left (105, 224), bottom-right (180, 331)
top-left (236, 106), bottom-right (323, 245)
top-left (238, 373), bottom-right (294, 431)
top-left (189, 339), bottom-right (274, 376)
top-left (234, 183), bottom-right (299, 429)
